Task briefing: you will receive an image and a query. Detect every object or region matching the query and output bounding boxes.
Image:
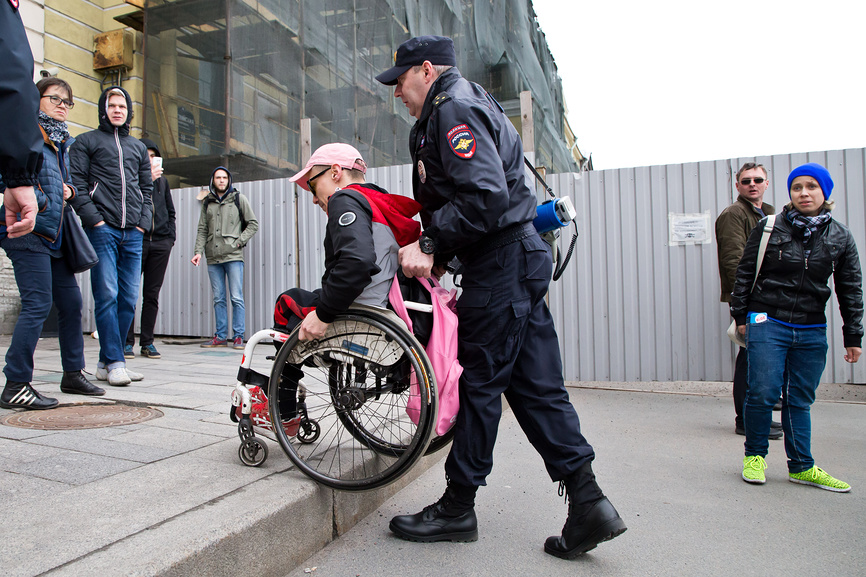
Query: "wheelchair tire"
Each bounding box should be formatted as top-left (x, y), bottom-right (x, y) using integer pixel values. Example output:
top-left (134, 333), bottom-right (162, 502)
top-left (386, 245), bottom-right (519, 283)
top-left (268, 309), bottom-right (437, 491)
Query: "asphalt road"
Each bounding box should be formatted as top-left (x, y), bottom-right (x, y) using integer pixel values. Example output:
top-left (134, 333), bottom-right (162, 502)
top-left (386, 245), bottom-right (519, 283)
top-left (283, 387), bottom-right (866, 577)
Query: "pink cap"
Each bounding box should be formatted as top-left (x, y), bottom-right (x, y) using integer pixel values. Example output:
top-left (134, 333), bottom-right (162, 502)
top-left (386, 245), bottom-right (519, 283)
top-left (289, 143), bottom-right (368, 191)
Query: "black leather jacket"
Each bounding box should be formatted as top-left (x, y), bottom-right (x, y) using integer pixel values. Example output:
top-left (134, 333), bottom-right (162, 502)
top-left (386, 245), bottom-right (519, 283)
top-left (731, 206), bottom-right (863, 347)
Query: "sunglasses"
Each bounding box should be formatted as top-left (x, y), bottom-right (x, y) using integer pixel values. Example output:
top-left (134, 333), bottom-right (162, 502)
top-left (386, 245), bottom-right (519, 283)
top-left (41, 95), bottom-right (75, 109)
top-left (740, 178), bottom-right (765, 185)
top-left (306, 167), bottom-right (330, 194)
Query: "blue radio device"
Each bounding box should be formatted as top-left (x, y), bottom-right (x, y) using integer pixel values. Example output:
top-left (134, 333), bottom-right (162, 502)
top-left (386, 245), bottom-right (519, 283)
top-left (524, 158), bottom-right (578, 280)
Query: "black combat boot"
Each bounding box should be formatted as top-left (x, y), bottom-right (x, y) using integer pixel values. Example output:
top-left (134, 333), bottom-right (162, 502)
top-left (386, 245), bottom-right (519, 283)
top-left (60, 371), bottom-right (105, 396)
top-left (0, 381), bottom-right (59, 410)
top-left (544, 461), bottom-right (627, 559)
top-left (390, 482), bottom-right (478, 542)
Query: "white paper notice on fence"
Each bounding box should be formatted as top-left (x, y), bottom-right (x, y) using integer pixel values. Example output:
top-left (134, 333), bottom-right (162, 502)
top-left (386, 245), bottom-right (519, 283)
top-left (668, 211), bottom-right (711, 245)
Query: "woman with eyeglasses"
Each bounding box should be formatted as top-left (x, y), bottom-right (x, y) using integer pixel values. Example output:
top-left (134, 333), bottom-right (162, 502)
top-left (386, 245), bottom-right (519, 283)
top-left (730, 163), bottom-right (862, 491)
top-left (0, 77), bottom-right (104, 411)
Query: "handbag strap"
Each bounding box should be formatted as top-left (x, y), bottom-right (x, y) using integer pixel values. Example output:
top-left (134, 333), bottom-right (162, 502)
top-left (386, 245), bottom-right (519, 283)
top-left (750, 214), bottom-right (776, 293)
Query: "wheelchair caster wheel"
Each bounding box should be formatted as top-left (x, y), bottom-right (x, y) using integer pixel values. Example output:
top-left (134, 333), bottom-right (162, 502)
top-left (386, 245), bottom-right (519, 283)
top-left (239, 437), bottom-right (268, 467)
top-left (297, 419), bottom-right (320, 444)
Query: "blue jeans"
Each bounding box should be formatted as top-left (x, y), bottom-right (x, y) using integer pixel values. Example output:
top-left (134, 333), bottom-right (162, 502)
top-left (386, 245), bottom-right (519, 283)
top-left (745, 319), bottom-right (828, 473)
top-left (3, 250), bottom-right (85, 382)
top-left (207, 261), bottom-right (245, 340)
top-left (86, 225), bottom-right (143, 369)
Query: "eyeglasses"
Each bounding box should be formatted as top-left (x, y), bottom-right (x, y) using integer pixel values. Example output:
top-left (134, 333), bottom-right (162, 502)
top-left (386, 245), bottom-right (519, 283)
top-left (41, 95), bottom-right (74, 109)
top-left (740, 178), bottom-right (765, 185)
top-left (306, 167), bottom-right (330, 195)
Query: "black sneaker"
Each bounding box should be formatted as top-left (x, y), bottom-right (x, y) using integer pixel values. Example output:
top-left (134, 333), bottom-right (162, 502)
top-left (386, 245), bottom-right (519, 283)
top-left (140, 344), bottom-right (162, 359)
top-left (0, 382), bottom-right (59, 410)
top-left (736, 422), bottom-right (783, 440)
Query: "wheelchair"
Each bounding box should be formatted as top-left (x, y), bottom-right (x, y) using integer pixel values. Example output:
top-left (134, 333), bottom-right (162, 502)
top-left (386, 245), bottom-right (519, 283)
top-left (230, 304), bottom-right (454, 491)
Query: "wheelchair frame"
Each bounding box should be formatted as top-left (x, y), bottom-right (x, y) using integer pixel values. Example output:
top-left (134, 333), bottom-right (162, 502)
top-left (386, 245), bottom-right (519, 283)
top-left (231, 305), bottom-right (452, 491)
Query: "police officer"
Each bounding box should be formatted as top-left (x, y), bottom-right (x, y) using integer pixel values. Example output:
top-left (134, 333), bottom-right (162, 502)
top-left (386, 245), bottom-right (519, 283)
top-left (0, 0), bottom-right (43, 238)
top-left (376, 36), bottom-right (626, 559)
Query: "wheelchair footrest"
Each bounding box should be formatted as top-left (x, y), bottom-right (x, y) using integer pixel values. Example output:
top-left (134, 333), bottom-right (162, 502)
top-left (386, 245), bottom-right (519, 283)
top-left (237, 366), bottom-right (270, 388)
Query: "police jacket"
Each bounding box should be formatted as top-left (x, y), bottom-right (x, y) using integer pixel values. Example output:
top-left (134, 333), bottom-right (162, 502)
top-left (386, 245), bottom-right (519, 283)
top-left (409, 68), bottom-right (536, 256)
top-left (730, 206), bottom-right (864, 348)
top-left (317, 183), bottom-right (421, 322)
top-left (0, 127), bottom-right (74, 245)
top-left (69, 86), bottom-right (153, 230)
top-left (0, 2), bottom-right (42, 188)
top-left (193, 166), bottom-right (258, 264)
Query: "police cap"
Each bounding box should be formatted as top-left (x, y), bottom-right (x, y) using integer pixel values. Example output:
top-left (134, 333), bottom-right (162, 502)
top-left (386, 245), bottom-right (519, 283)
top-left (375, 35), bottom-right (457, 86)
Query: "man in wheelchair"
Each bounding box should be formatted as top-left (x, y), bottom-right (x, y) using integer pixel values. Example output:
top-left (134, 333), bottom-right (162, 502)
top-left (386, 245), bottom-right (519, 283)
top-left (262, 143), bottom-right (423, 429)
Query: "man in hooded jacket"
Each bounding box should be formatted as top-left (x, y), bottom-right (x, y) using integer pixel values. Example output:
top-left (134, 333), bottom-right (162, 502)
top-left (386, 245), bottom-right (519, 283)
top-left (192, 166), bottom-right (258, 349)
top-left (69, 86), bottom-right (153, 387)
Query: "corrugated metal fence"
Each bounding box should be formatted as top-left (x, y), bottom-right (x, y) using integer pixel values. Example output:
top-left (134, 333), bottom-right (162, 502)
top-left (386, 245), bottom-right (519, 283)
top-left (81, 147), bottom-right (866, 383)
top-left (547, 147), bottom-right (866, 384)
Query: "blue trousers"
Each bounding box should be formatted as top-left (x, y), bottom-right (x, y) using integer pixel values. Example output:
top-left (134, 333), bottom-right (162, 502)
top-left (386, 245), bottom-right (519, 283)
top-left (86, 225), bottom-right (143, 369)
top-left (207, 260), bottom-right (245, 340)
top-left (745, 319), bottom-right (828, 473)
top-left (3, 249), bottom-right (85, 382)
top-left (445, 234), bottom-right (594, 487)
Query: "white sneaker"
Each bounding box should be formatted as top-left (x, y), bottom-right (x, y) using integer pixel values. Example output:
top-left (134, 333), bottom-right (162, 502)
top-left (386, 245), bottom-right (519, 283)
top-left (107, 367), bottom-right (131, 386)
top-left (95, 366), bottom-right (108, 381)
top-left (125, 367), bottom-right (144, 381)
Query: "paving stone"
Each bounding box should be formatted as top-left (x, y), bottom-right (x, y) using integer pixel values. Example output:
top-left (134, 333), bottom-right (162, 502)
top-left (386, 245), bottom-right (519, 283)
top-left (6, 449), bottom-right (142, 485)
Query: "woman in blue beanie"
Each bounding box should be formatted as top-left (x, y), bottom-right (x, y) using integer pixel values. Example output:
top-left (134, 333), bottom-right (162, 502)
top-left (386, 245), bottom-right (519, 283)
top-left (730, 162), bottom-right (863, 491)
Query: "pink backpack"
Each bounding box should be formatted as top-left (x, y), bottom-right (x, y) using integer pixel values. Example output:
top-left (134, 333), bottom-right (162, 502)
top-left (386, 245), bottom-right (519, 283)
top-left (389, 274), bottom-right (462, 437)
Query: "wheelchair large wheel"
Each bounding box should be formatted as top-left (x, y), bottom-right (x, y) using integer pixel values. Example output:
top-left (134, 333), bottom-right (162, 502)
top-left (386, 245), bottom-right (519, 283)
top-left (268, 309), bottom-right (437, 491)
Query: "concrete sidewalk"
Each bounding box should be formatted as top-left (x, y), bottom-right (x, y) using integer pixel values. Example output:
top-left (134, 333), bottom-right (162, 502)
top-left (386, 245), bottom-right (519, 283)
top-left (0, 335), bottom-right (863, 576)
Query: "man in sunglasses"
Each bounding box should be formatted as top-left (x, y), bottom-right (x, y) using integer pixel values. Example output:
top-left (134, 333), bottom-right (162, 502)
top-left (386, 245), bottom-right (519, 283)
top-left (716, 162), bottom-right (782, 438)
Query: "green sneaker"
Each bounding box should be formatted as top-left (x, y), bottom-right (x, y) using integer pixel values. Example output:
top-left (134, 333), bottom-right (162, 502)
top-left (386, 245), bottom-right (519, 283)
top-left (742, 455), bottom-right (767, 484)
top-left (788, 466), bottom-right (851, 492)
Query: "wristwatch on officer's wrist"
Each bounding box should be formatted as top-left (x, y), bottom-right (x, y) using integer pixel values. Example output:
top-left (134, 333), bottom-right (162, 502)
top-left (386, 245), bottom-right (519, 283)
top-left (418, 235), bottom-right (436, 255)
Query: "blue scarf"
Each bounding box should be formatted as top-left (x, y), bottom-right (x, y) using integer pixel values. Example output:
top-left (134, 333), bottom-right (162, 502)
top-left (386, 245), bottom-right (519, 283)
top-left (786, 208), bottom-right (831, 262)
top-left (786, 208), bottom-right (831, 243)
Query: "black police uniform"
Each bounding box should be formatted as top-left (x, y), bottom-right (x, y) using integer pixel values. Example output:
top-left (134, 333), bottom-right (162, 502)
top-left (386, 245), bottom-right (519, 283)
top-left (0, 1), bottom-right (43, 188)
top-left (410, 67), bottom-right (595, 488)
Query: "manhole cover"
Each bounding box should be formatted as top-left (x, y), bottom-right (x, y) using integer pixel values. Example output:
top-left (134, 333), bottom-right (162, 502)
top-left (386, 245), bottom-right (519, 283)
top-left (0, 404), bottom-right (163, 430)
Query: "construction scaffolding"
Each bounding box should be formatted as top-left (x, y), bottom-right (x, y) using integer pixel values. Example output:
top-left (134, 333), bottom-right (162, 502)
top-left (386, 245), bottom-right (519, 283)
top-left (143, 0), bottom-right (584, 186)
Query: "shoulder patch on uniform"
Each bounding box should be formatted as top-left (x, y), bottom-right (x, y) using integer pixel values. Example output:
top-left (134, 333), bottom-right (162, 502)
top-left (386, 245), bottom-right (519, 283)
top-left (338, 211), bottom-right (357, 226)
top-left (433, 93), bottom-right (452, 107)
top-left (447, 124), bottom-right (476, 159)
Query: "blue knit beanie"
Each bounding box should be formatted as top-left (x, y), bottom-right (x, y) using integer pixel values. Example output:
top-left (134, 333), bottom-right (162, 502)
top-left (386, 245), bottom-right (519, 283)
top-left (787, 163), bottom-right (833, 200)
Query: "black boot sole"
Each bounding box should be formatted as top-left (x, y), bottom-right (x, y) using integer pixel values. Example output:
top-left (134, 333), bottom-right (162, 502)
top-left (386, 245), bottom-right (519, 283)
top-left (389, 521), bottom-right (478, 543)
top-left (60, 386), bottom-right (106, 396)
top-left (544, 518), bottom-right (627, 559)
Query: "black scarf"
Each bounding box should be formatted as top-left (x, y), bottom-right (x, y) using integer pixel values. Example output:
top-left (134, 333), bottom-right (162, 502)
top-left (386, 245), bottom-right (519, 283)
top-left (38, 110), bottom-right (70, 145)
